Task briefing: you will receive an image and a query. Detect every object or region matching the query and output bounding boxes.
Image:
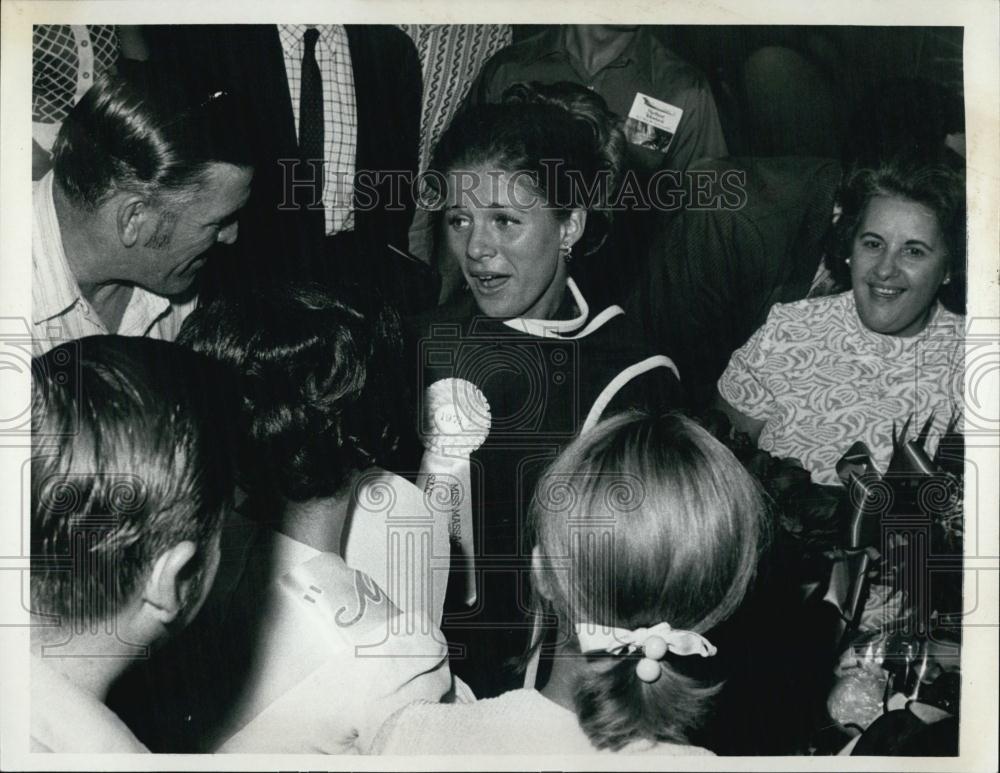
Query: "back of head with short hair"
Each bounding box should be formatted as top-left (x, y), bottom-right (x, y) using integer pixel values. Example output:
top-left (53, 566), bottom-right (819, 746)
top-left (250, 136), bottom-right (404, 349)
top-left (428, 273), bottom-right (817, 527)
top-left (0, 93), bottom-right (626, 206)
top-left (31, 336), bottom-right (237, 628)
top-left (177, 282), bottom-right (406, 504)
top-left (530, 412), bottom-right (770, 750)
top-left (52, 68), bottom-right (253, 211)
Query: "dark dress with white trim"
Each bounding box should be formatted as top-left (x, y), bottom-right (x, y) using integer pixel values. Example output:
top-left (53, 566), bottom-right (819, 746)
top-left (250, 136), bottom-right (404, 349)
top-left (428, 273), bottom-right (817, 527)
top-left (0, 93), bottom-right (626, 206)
top-left (408, 278), bottom-right (681, 697)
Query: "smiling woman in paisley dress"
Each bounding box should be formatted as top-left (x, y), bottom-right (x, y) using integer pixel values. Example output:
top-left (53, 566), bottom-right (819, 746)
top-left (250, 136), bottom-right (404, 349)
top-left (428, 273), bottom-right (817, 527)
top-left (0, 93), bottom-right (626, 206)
top-left (716, 151), bottom-right (965, 485)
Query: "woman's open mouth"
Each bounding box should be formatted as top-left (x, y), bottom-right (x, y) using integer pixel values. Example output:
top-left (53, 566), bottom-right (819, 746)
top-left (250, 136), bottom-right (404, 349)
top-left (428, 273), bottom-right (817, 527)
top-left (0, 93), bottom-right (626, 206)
top-left (869, 284), bottom-right (905, 299)
top-left (470, 273), bottom-right (511, 293)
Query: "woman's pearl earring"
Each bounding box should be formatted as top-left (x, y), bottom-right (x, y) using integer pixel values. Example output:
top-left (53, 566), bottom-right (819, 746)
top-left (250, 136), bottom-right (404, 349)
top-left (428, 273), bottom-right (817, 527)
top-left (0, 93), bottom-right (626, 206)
top-left (845, 257), bottom-right (852, 265)
top-left (560, 244), bottom-right (573, 264)
top-left (943, 275), bottom-right (951, 285)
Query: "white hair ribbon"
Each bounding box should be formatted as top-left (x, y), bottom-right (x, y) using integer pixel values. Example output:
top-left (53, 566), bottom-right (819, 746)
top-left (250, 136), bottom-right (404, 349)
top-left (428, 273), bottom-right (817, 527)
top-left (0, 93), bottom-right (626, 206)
top-left (575, 622), bottom-right (718, 659)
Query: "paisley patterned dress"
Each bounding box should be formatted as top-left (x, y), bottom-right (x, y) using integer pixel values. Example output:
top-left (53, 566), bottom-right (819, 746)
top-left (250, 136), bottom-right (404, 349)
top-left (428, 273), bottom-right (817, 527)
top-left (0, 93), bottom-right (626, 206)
top-left (719, 292), bottom-right (964, 485)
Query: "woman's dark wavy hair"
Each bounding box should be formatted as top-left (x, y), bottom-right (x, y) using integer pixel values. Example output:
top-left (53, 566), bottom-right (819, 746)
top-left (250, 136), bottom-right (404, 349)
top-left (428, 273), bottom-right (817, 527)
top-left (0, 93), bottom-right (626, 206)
top-left (427, 81), bottom-right (626, 256)
top-left (52, 68), bottom-right (253, 211)
top-left (177, 282), bottom-right (405, 504)
top-left (825, 148), bottom-right (967, 314)
top-left (529, 412), bottom-right (770, 750)
top-left (31, 336), bottom-right (236, 626)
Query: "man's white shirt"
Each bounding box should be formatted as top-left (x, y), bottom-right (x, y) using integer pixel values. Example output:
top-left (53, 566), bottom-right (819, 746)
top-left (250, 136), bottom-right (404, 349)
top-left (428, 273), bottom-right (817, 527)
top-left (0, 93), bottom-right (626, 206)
top-left (32, 171), bottom-right (195, 357)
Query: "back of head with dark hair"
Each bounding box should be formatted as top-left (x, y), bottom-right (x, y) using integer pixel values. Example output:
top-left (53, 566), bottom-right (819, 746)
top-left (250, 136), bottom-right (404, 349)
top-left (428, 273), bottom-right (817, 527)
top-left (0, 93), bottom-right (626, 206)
top-left (530, 412), bottom-right (770, 750)
top-left (428, 81), bottom-right (626, 256)
top-left (52, 68), bottom-right (253, 211)
top-left (825, 146), bottom-right (967, 313)
top-left (31, 336), bottom-right (237, 628)
top-left (177, 282), bottom-right (405, 504)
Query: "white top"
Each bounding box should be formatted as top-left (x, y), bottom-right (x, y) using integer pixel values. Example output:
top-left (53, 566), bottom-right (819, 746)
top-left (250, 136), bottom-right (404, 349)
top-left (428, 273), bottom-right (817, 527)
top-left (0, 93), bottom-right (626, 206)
top-left (32, 171), bottom-right (195, 356)
top-left (372, 688), bottom-right (715, 756)
top-left (342, 468), bottom-right (451, 628)
top-left (207, 519), bottom-right (452, 754)
top-left (30, 655), bottom-right (148, 753)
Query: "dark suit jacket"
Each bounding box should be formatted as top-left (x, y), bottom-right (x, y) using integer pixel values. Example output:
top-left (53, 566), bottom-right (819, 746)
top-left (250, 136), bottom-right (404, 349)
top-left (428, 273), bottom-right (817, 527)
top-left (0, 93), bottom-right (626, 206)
top-left (146, 25), bottom-right (429, 311)
top-left (627, 156), bottom-right (841, 411)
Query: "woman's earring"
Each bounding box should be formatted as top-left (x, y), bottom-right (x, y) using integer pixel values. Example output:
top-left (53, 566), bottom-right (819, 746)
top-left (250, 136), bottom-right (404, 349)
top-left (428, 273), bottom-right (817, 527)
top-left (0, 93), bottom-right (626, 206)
top-left (845, 257), bottom-right (852, 265)
top-left (560, 244), bottom-right (573, 264)
top-left (943, 274), bottom-right (951, 285)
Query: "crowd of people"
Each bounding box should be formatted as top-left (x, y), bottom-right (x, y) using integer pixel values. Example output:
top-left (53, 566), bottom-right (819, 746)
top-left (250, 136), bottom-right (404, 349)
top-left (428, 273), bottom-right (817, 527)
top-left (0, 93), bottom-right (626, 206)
top-left (29, 23), bottom-right (966, 757)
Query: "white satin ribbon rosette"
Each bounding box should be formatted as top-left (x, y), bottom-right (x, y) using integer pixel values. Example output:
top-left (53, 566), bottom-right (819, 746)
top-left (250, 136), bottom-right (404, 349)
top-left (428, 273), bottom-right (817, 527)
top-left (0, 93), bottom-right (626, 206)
top-left (575, 622), bottom-right (717, 683)
top-left (416, 378), bottom-right (491, 607)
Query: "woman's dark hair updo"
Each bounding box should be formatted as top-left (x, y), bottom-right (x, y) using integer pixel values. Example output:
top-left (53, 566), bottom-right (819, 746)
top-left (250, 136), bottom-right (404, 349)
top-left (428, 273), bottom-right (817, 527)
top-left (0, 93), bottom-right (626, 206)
top-left (427, 81), bottom-right (626, 256)
top-left (177, 282), bottom-right (405, 504)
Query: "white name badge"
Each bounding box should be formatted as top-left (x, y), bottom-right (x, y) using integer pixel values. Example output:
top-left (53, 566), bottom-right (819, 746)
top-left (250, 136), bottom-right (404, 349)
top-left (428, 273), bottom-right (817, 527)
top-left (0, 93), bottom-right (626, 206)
top-left (628, 92), bottom-right (683, 133)
top-left (624, 92), bottom-right (683, 154)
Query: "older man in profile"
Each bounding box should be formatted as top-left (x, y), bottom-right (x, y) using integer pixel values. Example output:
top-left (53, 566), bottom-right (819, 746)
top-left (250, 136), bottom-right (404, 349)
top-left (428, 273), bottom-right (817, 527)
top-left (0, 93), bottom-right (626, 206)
top-left (32, 70), bottom-right (253, 356)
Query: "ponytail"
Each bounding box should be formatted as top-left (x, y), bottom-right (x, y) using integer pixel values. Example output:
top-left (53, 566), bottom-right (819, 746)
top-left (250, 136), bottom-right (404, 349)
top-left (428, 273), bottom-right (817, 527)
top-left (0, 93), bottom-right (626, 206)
top-left (529, 412), bottom-right (770, 750)
top-left (575, 652), bottom-right (721, 750)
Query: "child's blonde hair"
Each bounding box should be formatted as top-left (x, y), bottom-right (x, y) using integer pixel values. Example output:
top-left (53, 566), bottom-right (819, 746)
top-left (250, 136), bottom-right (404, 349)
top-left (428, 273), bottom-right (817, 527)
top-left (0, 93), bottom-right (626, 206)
top-left (530, 411), bottom-right (770, 749)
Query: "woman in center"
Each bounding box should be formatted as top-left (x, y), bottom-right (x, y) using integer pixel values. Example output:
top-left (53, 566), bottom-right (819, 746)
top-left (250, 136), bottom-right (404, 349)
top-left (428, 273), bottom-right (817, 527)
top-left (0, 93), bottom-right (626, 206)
top-left (410, 82), bottom-right (682, 698)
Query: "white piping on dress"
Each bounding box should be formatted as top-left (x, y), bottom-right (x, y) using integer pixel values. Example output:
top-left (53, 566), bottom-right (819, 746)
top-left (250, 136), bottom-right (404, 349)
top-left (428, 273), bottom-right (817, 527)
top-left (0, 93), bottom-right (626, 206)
top-left (582, 355), bottom-right (681, 434)
top-left (502, 278), bottom-right (615, 338)
top-left (573, 304), bottom-right (625, 338)
top-left (524, 355), bottom-right (680, 690)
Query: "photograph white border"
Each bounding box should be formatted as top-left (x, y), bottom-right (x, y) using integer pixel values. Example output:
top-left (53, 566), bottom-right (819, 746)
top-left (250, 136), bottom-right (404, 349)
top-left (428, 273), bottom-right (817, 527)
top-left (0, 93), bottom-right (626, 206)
top-left (2, 1), bottom-right (997, 770)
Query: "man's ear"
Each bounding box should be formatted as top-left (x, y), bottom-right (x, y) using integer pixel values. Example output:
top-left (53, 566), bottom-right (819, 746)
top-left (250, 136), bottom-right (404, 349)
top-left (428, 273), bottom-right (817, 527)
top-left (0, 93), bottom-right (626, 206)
top-left (531, 545), bottom-right (554, 602)
top-left (117, 195), bottom-right (149, 248)
top-left (560, 208), bottom-right (587, 248)
top-left (142, 541), bottom-right (198, 625)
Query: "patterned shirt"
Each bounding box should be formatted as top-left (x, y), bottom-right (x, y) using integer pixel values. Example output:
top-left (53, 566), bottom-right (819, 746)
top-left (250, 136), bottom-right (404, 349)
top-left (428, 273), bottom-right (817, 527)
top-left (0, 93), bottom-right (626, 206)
top-left (396, 24), bottom-right (512, 174)
top-left (32, 25), bottom-right (120, 152)
top-left (32, 172), bottom-right (195, 356)
top-left (278, 24), bottom-right (357, 234)
top-left (719, 292), bottom-right (964, 485)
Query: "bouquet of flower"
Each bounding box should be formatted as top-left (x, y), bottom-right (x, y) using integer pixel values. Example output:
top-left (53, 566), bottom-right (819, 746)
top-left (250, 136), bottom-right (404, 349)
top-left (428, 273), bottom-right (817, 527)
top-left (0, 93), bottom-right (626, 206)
top-left (700, 410), bottom-right (964, 751)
